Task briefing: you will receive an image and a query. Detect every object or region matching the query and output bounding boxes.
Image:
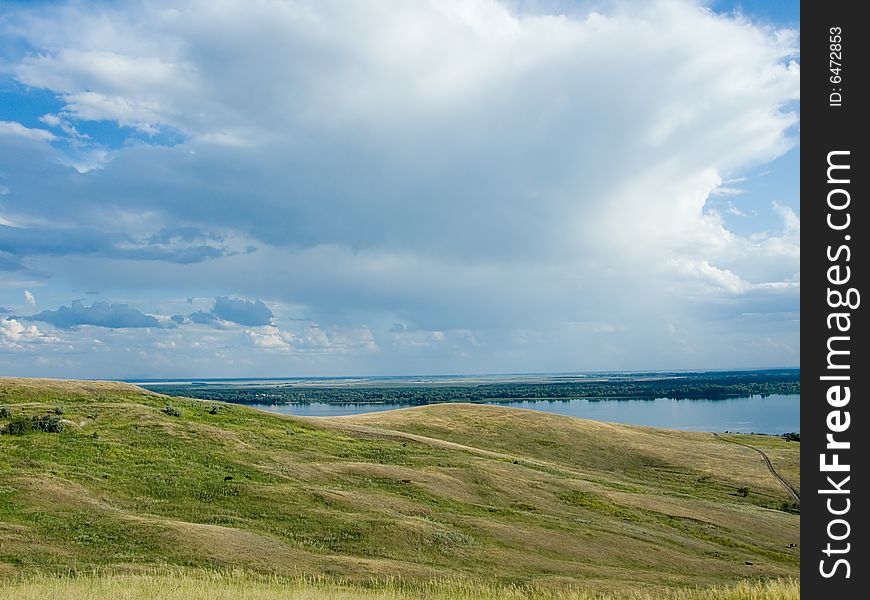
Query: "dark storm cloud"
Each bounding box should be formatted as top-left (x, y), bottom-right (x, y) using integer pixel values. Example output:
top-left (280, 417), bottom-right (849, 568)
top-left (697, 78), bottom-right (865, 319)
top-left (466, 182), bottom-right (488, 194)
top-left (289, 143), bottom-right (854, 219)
top-left (188, 297), bottom-right (273, 327)
top-left (212, 297), bottom-right (273, 326)
top-left (0, 224), bottom-right (228, 265)
top-left (25, 300), bottom-right (159, 329)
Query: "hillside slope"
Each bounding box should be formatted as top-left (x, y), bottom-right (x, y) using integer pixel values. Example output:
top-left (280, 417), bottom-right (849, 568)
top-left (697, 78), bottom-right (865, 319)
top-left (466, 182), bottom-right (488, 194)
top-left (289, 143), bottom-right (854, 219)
top-left (0, 379), bottom-right (798, 595)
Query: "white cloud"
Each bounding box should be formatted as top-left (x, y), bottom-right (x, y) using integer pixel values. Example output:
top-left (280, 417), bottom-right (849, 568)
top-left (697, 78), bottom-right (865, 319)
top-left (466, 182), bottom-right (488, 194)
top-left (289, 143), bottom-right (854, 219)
top-left (57, 146), bottom-right (111, 173)
top-left (725, 204), bottom-right (747, 217)
top-left (24, 290), bottom-right (36, 306)
top-left (0, 120), bottom-right (56, 142)
top-left (245, 323), bottom-right (377, 355)
top-left (0, 318), bottom-right (60, 348)
top-left (665, 258), bottom-right (751, 295)
top-left (0, 0), bottom-right (801, 374)
top-left (245, 325), bottom-right (291, 350)
top-left (61, 91), bottom-right (162, 135)
top-left (773, 200), bottom-right (800, 235)
top-left (711, 186), bottom-right (746, 197)
top-left (39, 114), bottom-right (62, 127)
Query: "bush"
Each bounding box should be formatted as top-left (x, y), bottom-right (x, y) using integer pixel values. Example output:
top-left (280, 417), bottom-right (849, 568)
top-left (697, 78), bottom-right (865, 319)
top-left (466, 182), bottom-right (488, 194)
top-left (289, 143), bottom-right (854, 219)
top-left (3, 413), bottom-right (66, 434)
top-left (207, 405), bottom-right (221, 415)
top-left (32, 414), bottom-right (65, 433)
top-left (0, 405), bottom-right (12, 418)
top-left (53, 406), bottom-right (65, 415)
top-left (4, 414), bottom-right (32, 435)
top-left (163, 405), bottom-right (182, 417)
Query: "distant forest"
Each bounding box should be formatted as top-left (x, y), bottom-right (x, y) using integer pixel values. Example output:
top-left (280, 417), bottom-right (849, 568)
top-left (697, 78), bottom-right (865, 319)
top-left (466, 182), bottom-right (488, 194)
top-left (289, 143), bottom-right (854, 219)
top-left (142, 369), bottom-right (799, 406)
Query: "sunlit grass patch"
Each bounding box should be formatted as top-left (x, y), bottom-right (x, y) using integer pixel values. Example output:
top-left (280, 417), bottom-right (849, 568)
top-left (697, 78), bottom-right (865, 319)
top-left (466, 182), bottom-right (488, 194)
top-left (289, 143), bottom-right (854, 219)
top-left (0, 571), bottom-right (799, 600)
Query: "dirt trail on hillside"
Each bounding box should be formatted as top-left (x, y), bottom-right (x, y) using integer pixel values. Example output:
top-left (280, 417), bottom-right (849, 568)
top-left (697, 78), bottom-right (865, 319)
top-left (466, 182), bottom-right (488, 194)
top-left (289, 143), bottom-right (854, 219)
top-left (712, 433), bottom-right (800, 502)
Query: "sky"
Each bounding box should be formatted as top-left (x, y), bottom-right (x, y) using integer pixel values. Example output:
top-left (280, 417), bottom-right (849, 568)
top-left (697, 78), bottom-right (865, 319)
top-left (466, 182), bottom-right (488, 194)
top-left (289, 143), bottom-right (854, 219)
top-left (0, 0), bottom-right (800, 379)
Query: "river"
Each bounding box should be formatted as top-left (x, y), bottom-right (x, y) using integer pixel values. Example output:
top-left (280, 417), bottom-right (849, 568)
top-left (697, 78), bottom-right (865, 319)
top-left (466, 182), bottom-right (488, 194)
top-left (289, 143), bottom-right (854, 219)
top-left (243, 393), bottom-right (799, 434)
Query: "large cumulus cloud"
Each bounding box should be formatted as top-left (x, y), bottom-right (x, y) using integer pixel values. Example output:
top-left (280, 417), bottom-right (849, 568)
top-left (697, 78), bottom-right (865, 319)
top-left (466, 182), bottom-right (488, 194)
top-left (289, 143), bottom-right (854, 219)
top-left (0, 0), bottom-right (800, 376)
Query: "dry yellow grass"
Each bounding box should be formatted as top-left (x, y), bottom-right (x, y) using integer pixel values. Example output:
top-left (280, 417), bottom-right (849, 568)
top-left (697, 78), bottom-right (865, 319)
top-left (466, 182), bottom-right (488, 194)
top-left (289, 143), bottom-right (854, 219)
top-left (0, 377), bottom-right (161, 400)
top-left (343, 404), bottom-right (800, 500)
top-left (0, 572), bottom-right (799, 600)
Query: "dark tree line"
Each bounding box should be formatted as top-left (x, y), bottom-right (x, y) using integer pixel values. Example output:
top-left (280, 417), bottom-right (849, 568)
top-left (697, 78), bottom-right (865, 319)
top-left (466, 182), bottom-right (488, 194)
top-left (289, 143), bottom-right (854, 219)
top-left (142, 369), bottom-right (799, 406)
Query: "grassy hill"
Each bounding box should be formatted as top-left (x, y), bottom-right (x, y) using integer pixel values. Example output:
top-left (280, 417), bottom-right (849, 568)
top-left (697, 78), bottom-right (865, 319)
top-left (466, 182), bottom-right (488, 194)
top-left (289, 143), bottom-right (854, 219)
top-left (0, 378), bottom-right (799, 598)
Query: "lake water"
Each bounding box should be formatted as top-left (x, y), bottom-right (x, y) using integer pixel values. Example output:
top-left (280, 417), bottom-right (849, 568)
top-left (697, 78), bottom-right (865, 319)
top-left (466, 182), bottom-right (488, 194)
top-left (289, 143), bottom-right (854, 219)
top-left (243, 393), bottom-right (799, 434)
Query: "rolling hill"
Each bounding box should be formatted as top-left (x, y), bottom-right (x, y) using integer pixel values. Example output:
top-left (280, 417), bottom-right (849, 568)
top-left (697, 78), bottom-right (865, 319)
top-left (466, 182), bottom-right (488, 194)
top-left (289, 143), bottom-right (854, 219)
top-left (0, 378), bottom-right (799, 598)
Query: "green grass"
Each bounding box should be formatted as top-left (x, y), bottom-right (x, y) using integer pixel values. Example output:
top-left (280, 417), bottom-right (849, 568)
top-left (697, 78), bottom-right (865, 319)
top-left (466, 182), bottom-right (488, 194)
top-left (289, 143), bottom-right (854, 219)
top-left (0, 378), bottom-right (799, 597)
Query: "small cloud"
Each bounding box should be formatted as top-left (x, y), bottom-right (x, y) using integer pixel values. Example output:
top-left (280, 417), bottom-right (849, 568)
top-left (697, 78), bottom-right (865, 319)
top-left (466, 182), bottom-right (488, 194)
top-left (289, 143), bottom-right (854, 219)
top-left (150, 313), bottom-right (180, 328)
top-left (196, 296), bottom-right (273, 327)
top-left (245, 323), bottom-right (377, 354)
top-left (710, 186), bottom-right (746, 197)
top-left (666, 259), bottom-right (750, 294)
top-left (772, 201), bottom-right (800, 234)
top-left (39, 114), bottom-right (62, 127)
top-left (147, 226), bottom-right (221, 245)
top-left (189, 310), bottom-right (218, 325)
top-left (25, 300), bottom-right (159, 329)
top-left (24, 290), bottom-right (36, 306)
top-left (39, 113), bottom-right (90, 142)
top-left (725, 203), bottom-right (746, 217)
top-left (0, 120), bottom-right (56, 142)
top-left (246, 325), bottom-right (291, 350)
top-left (57, 147), bottom-right (111, 174)
top-left (1, 317), bottom-right (59, 347)
top-left (389, 322), bottom-right (407, 333)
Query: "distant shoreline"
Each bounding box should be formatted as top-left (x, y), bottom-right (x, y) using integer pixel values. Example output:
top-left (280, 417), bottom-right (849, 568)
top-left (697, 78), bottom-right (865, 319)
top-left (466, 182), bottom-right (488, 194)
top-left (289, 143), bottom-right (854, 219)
top-left (127, 367), bottom-right (800, 388)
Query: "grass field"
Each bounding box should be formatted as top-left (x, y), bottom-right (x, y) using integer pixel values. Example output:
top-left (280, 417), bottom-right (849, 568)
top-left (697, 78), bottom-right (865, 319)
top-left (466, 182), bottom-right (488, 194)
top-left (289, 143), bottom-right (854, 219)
top-left (0, 572), bottom-right (799, 599)
top-left (0, 378), bottom-right (799, 598)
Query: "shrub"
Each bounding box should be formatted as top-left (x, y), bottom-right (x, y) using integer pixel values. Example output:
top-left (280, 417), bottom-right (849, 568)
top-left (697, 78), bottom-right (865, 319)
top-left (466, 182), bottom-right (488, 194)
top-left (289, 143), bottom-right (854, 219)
top-left (53, 406), bottom-right (65, 415)
top-left (163, 405), bottom-right (182, 417)
top-left (207, 405), bottom-right (221, 415)
top-left (0, 405), bottom-right (12, 418)
top-left (2, 413), bottom-right (66, 434)
top-left (32, 414), bottom-right (65, 433)
top-left (4, 414), bottom-right (33, 435)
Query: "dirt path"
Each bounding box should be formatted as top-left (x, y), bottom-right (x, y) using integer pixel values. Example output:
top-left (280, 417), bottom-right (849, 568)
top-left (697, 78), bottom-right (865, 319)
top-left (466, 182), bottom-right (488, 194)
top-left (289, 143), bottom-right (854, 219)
top-left (313, 416), bottom-right (804, 506)
top-left (712, 433), bottom-right (800, 502)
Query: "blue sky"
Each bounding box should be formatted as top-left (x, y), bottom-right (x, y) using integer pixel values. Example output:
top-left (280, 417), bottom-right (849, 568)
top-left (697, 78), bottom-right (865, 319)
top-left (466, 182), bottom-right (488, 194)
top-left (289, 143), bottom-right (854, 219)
top-left (0, 0), bottom-right (799, 378)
